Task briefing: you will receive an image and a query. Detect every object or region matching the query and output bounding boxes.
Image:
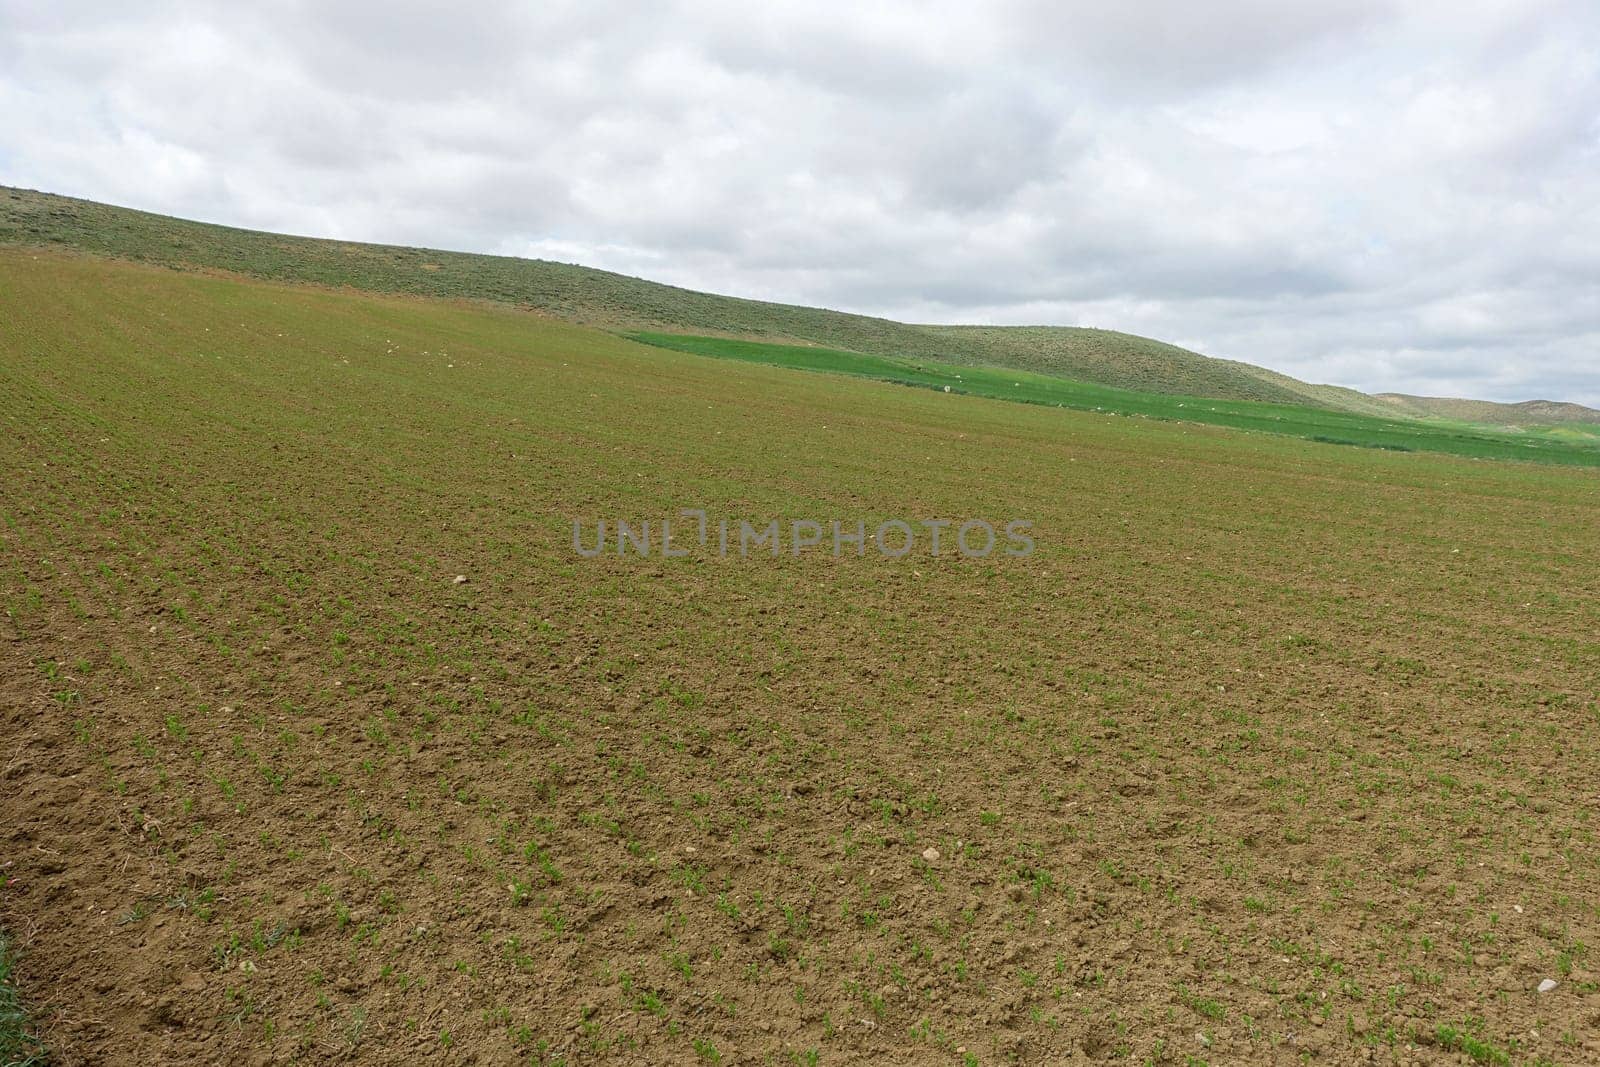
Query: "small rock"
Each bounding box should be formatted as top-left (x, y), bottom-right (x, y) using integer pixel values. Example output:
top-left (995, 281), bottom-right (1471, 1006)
top-left (1537, 978), bottom-right (1558, 994)
top-left (922, 847), bottom-right (940, 863)
top-left (452, 574), bottom-right (468, 585)
top-left (1196, 1032), bottom-right (1211, 1047)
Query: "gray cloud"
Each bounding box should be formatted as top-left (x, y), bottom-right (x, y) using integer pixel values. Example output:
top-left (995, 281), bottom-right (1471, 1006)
top-left (1001, 0), bottom-right (1397, 95)
top-left (2, 0), bottom-right (1597, 404)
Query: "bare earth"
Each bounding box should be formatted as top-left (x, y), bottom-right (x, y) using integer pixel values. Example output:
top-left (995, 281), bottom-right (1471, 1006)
top-left (3, 252), bottom-right (1598, 1065)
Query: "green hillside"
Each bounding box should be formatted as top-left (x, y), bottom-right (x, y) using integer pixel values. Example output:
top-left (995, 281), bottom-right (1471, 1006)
top-left (0, 185), bottom-right (1340, 407)
top-left (630, 333), bottom-right (1600, 466)
top-left (1221, 360), bottom-right (1411, 418)
top-left (910, 324), bottom-right (1315, 404)
top-left (7, 185), bottom-right (1592, 434)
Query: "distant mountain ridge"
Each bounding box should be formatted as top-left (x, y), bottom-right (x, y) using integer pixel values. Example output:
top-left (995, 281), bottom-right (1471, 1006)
top-left (2, 185), bottom-right (1588, 425)
top-left (1375, 394), bottom-right (1600, 426)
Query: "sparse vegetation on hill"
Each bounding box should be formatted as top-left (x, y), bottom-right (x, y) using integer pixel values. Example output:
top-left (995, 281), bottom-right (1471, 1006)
top-left (0, 186), bottom-right (1432, 412)
top-left (1375, 392), bottom-right (1600, 426)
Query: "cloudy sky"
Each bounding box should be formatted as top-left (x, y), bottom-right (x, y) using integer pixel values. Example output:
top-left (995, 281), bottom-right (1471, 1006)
top-left (3, 1), bottom-right (1597, 404)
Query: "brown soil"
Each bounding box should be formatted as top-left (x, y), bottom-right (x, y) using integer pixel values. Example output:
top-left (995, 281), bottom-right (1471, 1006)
top-left (2, 252), bottom-right (1598, 1065)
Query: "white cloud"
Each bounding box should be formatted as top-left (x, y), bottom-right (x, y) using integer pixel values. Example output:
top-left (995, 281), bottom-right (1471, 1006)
top-left (1, 0), bottom-right (1596, 403)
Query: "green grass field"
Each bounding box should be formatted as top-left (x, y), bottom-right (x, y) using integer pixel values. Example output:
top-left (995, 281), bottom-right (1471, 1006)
top-left (629, 332), bottom-right (1600, 467)
top-left (3, 248), bottom-right (1599, 1064)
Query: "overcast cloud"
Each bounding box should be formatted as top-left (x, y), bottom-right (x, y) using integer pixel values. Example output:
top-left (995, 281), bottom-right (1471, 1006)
top-left (2, 1), bottom-right (1597, 403)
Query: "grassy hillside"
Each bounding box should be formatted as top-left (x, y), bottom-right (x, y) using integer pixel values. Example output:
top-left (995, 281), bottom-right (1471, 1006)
top-left (5, 249), bottom-right (1599, 1065)
top-left (19, 185), bottom-right (1593, 428)
top-left (910, 324), bottom-right (1316, 404)
top-left (0, 185), bottom-right (1345, 407)
top-left (631, 333), bottom-right (1600, 466)
top-left (1221, 360), bottom-right (1409, 418)
top-left (1375, 392), bottom-right (1600, 426)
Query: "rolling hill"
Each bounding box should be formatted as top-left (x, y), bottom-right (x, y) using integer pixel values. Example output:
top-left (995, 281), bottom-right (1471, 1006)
top-left (4, 186), bottom-right (1594, 434)
top-left (0, 186), bottom-right (1428, 412)
top-left (1374, 393), bottom-right (1600, 426)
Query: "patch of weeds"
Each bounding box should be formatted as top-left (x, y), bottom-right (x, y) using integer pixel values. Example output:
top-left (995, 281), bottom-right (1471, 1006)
top-left (1178, 984), bottom-right (1225, 1021)
top-left (1434, 1022), bottom-right (1510, 1065)
top-left (0, 928), bottom-right (46, 1065)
